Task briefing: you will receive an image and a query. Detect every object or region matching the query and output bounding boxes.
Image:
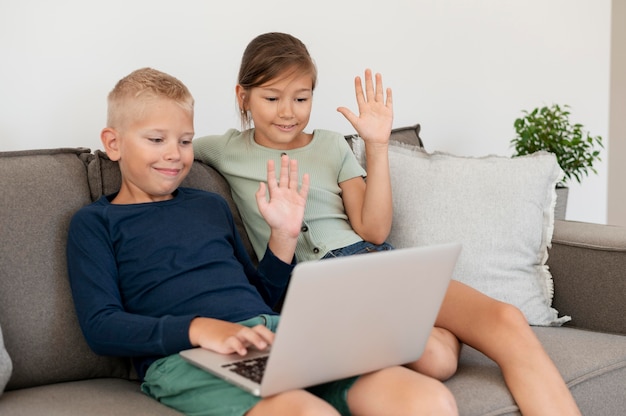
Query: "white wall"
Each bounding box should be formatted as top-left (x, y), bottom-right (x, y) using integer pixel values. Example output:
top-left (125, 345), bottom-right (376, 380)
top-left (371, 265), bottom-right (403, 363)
top-left (0, 0), bottom-right (611, 224)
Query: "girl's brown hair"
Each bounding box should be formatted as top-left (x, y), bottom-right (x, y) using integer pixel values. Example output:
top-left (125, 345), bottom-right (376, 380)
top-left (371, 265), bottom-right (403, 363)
top-left (237, 32), bottom-right (317, 129)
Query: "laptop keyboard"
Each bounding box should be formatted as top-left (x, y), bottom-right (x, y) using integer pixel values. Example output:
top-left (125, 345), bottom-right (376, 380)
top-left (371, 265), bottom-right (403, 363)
top-left (222, 356), bottom-right (268, 384)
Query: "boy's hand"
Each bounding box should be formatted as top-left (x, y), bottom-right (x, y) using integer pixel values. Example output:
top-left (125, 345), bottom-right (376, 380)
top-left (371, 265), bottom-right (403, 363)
top-left (189, 317), bottom-right (274, 356)
top-left (337, 69), bottom-right (393, 147)
top-left (256, 155), bottom-right (310, 240)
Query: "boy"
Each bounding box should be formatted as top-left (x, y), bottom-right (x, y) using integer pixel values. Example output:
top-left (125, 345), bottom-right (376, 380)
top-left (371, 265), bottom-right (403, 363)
top-left (67, 68), bottom-right (457, 416)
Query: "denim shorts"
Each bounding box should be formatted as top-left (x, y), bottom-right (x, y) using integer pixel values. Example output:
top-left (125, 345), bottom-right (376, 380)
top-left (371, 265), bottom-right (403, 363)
top-left (322, 240), bottom-right (394, 259)
top-left (141, 315), bottom-right (357, 416)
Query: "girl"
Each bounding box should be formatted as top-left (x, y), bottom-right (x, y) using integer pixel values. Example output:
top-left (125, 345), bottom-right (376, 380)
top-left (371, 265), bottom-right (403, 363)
top-left (194, 32), bottom-right (581, 415)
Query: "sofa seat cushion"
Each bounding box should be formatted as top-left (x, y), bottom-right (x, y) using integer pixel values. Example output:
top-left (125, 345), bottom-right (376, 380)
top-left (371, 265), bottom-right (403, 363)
top-left (0, 378), bottom-right (182, 415)
top-left (446, 326), bottom-right (626, 415)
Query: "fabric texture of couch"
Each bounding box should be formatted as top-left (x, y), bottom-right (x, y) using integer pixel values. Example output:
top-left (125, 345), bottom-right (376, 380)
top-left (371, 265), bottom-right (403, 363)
top-left (1, 124), bottom-right (625, 415)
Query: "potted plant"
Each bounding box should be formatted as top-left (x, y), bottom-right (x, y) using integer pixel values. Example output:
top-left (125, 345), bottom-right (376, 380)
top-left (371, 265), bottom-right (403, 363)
top-left (510, 104), bottom-right (604, 219)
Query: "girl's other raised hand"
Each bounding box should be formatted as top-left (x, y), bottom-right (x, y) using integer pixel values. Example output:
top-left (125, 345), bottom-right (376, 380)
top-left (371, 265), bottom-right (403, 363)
top-left (337, 69), bottom-right (393, 146)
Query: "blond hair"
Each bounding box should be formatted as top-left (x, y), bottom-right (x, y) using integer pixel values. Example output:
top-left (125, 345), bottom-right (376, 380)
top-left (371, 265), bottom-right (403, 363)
top-left (107, 67), bottom-right (194, 129)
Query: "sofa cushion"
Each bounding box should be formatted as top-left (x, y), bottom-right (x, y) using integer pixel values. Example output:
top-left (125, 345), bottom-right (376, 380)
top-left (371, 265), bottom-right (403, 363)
top-left (446, 327), bottom-right (626, 415)
top-left (0, 378), bottom-right (182, 415)
top-left (0, 324), bottom-right (11, 395)
top-left (86, 150), bottom-right (257, 262)
top-left (0, 148), bottom-right (130, 390)
top-left (359, 140), bottom-right (568, 326)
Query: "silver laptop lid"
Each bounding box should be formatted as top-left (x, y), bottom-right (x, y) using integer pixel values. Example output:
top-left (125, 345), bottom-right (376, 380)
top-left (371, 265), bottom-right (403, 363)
top-left (259, 242), bottom-right (461, 396)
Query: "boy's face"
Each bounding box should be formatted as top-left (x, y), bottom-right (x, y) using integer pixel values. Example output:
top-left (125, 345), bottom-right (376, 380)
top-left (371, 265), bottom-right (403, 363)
top-left (101, 97), bottom-right (194, 204)
top-left (240, 70), bottom-right (314, 150)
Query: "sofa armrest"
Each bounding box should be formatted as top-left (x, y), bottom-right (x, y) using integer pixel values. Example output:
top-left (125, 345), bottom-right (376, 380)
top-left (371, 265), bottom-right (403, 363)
top-left (547, 220), bottom-right (626, 335)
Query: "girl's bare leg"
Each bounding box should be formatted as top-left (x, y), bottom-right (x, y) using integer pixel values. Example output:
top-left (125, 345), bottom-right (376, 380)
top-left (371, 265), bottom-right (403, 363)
top-left (406, 327), bottom-right (461, 381)
top-left (348, 366), bottom-right (458, 416)
top-left (436, 280), bottom-right (581, 416)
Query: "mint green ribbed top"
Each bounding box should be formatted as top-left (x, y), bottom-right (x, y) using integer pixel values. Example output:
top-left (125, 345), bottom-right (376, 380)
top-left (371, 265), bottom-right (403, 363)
top-left (193, 128), bottom-right (366, 262)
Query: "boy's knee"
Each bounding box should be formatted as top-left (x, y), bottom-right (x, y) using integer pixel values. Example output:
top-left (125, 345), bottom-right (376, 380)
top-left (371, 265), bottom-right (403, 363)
top-left (349, 366), bottom-right (458, 415)
top-left (394, 369), bottom-right (458, 416)
top-left (418, 383), bottom-right (458, 416)
top-left (250, 390), bottom-right (339, 416)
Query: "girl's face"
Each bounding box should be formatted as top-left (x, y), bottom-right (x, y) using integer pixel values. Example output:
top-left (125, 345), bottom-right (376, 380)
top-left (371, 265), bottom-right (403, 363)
top-left (239, 71), bottom-right (314, 150)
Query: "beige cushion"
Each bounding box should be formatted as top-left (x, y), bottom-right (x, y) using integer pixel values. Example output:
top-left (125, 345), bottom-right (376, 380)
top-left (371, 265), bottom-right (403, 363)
top-left (354, 139), bottom-right (569, 326)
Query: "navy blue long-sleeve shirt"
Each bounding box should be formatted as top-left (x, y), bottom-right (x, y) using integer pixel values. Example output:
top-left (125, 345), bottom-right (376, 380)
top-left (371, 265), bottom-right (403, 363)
top-left (66, 187), bottom-right (293, 378)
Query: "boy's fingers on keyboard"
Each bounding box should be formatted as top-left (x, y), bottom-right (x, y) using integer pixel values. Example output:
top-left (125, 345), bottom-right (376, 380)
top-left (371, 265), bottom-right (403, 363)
top-left (219, 336), bottom-right (249, 356)
top-left (236, 325), bottom-right (274, 351)
top-left (250, 324), bottom-right (275, 344)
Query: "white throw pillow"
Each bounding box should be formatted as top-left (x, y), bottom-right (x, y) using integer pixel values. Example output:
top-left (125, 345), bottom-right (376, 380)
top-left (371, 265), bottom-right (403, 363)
top-left (355, 138), bottom-right (570, 326)
top-left (0, 323), bottom-right (12, 395)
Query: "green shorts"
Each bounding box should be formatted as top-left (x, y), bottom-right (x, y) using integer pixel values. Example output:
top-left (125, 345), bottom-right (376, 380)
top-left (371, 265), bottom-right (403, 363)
top-left (141, 315), bottom-right (358, 416)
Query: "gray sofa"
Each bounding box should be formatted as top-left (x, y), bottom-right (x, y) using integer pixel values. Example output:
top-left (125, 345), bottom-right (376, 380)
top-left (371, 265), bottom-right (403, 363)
top-left (1, 125), bottom-right (625, 415)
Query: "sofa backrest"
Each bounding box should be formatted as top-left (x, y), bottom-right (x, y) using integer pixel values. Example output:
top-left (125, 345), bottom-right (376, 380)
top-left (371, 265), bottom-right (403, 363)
top-left (0, 148), bottom-right (130, 390)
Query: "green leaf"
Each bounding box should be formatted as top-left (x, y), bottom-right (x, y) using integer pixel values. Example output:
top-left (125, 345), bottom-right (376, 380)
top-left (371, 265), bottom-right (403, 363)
top-left (510, 103), bottom-right (603, 185)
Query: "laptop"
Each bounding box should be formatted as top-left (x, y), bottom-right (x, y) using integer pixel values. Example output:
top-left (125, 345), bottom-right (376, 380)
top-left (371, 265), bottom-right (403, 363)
top-left (180, 242), bottom-right (461, 397)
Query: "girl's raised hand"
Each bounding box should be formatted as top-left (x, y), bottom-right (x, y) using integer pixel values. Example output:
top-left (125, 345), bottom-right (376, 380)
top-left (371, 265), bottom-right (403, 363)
top-left (337, 69), bottom-right (393, 146)
top-left (256, 154), bottom-right (310, 240)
